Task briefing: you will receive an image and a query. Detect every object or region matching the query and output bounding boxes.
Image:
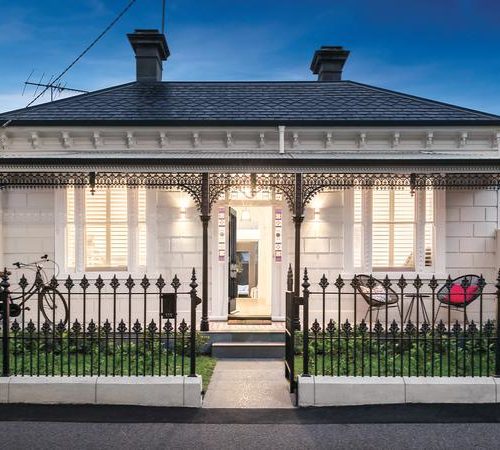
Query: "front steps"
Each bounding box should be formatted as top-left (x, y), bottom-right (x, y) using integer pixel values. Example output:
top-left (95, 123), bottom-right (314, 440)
top-left (204, 327), bottom-right (285, 359)
top-left (227, 315), bottom-right (273, 325)
top-left (212, 341), bottom-right (285, 359)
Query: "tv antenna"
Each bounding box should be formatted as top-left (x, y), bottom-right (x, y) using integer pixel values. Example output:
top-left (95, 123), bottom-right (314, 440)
top-left (23, 70), bottom-right (89, 102)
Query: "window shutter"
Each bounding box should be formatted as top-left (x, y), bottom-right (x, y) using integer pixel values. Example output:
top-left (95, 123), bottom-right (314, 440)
top-left (85, 188), bottom-right (128, 270)
top-left (424, 190), bottom-right (434, 267)
top-left (353, 189), bottom-right (363, 268)
top-left (66, 187), bottom-right (76, 270)
top-left (137, 189), bottom-right (147, 268)
top-left (372, 188), bottom-right (415, 271)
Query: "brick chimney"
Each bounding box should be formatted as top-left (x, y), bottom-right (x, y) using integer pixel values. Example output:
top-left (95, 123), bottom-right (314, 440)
top-left (310, 46), bottom-right (350, 81)
top-left (127, 29), bottom-right (170, 82)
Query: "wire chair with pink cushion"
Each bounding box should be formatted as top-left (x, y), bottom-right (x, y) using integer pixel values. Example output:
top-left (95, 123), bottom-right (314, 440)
top-left (435, 274), bottom-right (484, 323)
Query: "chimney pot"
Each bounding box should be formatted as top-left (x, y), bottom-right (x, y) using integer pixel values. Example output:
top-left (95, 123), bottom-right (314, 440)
top-left (310, 46), bottom-right (350, 81)
top-left (127, 29), bottom-right (170, 82)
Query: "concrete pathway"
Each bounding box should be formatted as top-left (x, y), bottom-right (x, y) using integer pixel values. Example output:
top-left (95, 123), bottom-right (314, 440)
top-left (203, 359), bottom-right (294, 408)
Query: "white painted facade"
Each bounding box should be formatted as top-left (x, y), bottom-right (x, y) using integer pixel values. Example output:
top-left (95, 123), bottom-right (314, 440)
top-left (0, 124), bottom-right (499, 325)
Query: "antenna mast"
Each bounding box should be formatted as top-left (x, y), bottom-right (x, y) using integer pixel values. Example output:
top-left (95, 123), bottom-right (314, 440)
top-left (162, 0), bottom-right (166, 34)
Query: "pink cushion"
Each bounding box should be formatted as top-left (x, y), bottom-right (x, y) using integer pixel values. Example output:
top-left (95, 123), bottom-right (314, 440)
top-left (447, 284), bottom-right (479, 305)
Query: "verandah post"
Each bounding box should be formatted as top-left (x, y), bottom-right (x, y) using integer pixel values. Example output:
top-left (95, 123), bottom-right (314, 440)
top-left (293, 173), bottom-right (304, 331)
top-left (199, 173), bottom-right (210, 332)
top-left (495, 269), bottom-right (500, 377)
top-left (1, 269), bottom-right (10, 377)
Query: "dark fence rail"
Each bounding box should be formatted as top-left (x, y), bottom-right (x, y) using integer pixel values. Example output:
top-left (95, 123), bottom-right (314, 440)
top-left (292, 269), bottom-right (500, 378)
top-left (0, 269), bottom-right (201, 377)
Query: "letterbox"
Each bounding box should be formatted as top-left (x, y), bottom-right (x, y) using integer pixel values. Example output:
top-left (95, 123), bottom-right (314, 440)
top-left (161, 293), bottom-right (177, 319)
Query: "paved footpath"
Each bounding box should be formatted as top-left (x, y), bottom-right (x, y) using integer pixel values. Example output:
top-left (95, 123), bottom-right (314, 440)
top-left (203, 359), bottom-right (294, 408)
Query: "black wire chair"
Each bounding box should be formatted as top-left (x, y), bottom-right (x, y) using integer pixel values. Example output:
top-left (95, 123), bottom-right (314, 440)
top-left (354, 275), bottom-right (401, 321)
top-left (435, 274), bottom-right (483, 323)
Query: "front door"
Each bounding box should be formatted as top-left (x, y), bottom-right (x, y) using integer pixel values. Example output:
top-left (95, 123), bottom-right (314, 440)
top-left (228, 207), bottom-right (238, 314)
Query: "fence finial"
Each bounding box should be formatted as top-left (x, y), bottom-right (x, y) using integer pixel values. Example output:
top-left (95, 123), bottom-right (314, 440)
top-left (287, 264), bottom-right (293, 291)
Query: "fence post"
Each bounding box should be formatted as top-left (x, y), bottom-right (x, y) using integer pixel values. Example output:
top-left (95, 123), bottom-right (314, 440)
top-left (496, 269), bottom-right (500, 377)
top-left (189, 268), bottom-right (199, 377)
top-left (1, 269), bottom-right (10, 377)
top-left (302, 268), bottom-right (310, 377)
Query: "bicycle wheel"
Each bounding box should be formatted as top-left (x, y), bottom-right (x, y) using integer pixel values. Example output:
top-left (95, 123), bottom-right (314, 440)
top-left (39, 286), bottom-right (69, 326)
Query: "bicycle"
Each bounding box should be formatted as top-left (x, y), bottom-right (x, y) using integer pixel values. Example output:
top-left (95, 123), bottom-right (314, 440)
top-left (1, 255), bottom-right (69, 326)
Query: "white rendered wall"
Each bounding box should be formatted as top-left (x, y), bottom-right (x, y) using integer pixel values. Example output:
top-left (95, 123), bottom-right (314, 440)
top-left (2, 189), bottom-right (55, 276)
top-left (155, 191), bottom-right (204, 321)
top-left (445, 190), bottom-right (498, 280)
top-left (289, 191), bottom-right (344, 283)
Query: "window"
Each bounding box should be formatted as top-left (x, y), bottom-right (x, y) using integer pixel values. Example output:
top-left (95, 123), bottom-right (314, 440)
top-left (353, 188), bottom-right (436, 272)
top-left (64, 187), bottom-right (147, 272)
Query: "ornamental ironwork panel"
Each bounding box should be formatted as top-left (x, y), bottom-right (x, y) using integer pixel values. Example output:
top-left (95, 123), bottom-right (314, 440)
top-left (208, 173), bottom-right (296, 211)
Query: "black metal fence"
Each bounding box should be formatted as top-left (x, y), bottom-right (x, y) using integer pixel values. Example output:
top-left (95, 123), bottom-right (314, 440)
top-left (0, 269), bottom-right (200, 377)
top-left (291, 269), bottom-right (500, 378)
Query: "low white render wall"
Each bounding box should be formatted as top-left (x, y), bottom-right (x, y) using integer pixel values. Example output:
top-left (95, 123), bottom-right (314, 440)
top-left (0, 376), bottom-right (202, 407)
top-left (298, 376), bottom-right (499, 407)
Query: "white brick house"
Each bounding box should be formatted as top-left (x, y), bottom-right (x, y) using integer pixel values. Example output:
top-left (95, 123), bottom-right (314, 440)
top-left (0, 30), bottom-right (499, 329)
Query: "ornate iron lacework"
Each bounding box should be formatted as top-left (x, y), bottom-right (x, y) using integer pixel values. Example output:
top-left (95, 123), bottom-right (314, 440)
top-left (301, 173), bottom-right (500, 207)
top-left (1, 171), bottom-right (499, 212)
top-left (0, 172), bottom-right (205, 209)
top-left (208, 173), bottom-right (296, 211)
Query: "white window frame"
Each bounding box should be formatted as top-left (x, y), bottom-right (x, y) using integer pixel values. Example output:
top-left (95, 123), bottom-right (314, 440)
top-left (55, 188), bottom-right (157, 277)
top-left (343, 188), bottom-right (446, 277)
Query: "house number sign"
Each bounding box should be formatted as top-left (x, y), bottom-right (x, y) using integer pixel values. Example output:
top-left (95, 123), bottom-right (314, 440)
top-left (218, 207), bottom-right (226, 261)
top-left (274, 208), bottom-right (282, 262)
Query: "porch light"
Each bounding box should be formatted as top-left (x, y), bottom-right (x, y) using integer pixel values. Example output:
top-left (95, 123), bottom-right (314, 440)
top-left (180, 206), bottom-right (187, 220)
top-left (241, 208), bottom-right (251, 221)
top-left (314, 207), bottom-right (320, 221)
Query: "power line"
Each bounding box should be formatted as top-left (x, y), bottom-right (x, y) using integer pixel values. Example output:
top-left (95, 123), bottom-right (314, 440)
top-left (2, 0), bottom-right (139, 128)
top-left (26, 0), bottom-right (138, 108)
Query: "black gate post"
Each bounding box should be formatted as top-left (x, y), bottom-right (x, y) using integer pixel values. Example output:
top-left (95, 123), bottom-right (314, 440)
top-left (189, 269), bottom-right (199, 377)
top-left (285, 265), bottom-right (295, 391)
top-left (1, 269), bottom-right (10, 377)
top-left (292, 173), bottom-right (304, 331)
top-left (495, 269), bottom-right (500, 377)
top-left (302, 268), bottom-right (310, 377)
top-left (200, 173), bottom-right (210, 332)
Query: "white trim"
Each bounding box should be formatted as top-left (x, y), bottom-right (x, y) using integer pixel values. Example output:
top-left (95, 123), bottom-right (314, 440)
top-left (415, 190), bottom-right (426, 272)
top-left (434, 189), bottom-right (446, 277)
top-left (343, 189), bottom-right (354, 272)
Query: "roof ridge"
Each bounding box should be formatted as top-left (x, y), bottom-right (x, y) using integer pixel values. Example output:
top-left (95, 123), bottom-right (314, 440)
top-left (345, 80), bottom-right (500, 120)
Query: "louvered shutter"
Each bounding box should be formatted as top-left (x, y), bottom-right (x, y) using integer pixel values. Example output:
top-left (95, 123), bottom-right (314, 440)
top-left (353, 189), bottom-right (363, 268)
top-left (66, 187), bottom-right (76, 270)
top-left (372, 189), bottom-right (415, 271)
top-left (137, 189), bottom-right (147, 268)
top-left (85, 188), bottom-right (128, 270)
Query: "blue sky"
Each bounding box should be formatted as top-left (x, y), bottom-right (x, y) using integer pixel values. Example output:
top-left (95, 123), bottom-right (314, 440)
top-left (1, 0), bottom-right (500, 114)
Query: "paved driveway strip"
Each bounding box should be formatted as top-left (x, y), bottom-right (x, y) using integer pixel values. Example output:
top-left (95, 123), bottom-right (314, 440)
top-left (202, 359), bottom-right (294, 408)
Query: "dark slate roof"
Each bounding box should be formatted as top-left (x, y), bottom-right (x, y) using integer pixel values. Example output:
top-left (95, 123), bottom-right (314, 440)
top-left (1, 80), bottom-right (500, 126)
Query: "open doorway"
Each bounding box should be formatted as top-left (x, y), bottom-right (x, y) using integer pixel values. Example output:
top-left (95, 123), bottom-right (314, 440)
top-left (228, 205), bottom-right (273, 319)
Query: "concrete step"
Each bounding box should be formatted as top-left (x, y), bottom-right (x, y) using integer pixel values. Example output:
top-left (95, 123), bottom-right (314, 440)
top-left (206, 331), bottom-right (285, 343)
top-left (211, 342), bottom-right (285, 359)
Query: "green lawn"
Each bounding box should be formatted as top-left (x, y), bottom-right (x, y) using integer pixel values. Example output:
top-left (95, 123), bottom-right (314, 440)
top-left (293, 334), bottom-right (497, 378)
top-left (1, 333), bottom-right (217, 391)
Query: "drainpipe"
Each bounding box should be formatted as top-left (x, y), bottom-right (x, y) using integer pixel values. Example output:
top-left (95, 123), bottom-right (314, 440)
top-left (278, 125), bottom-right (285, 154)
